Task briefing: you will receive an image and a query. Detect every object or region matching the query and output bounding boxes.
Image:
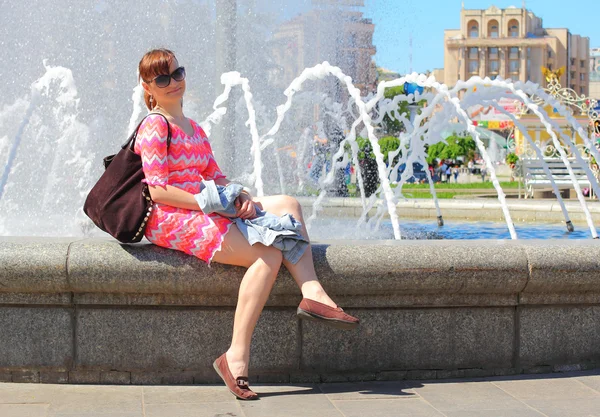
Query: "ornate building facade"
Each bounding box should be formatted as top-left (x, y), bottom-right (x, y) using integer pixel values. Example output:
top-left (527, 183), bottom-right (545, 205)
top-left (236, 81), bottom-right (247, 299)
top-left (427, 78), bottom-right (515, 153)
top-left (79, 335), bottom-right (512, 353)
top-left (438, 4), bottom-right (590, 95)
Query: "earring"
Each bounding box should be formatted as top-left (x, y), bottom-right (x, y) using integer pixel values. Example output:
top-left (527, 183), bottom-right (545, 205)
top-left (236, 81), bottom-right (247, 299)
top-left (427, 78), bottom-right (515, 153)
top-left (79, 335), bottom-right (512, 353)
top-left (149, 96), bottom-right (154, 106)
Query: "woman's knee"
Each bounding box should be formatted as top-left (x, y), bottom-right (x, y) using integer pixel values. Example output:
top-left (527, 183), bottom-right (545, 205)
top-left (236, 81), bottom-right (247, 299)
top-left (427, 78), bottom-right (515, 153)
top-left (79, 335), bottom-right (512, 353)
top-left (279, 195), bottom-right (301, 213)
top-left (254, 245), bottom-right (283, 271)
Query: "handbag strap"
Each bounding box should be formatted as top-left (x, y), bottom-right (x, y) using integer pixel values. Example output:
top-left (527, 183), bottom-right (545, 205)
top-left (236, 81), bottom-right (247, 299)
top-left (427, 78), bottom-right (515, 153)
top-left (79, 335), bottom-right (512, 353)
top-left (122, 112), bottom-right (173, 151)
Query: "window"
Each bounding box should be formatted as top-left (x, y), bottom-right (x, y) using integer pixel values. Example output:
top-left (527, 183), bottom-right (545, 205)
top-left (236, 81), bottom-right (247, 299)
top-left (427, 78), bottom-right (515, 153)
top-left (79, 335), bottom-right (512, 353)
top-left (508, 20), bottom-right (519, 37)
top-left (580, 73), bottom-right (585, 81)
top-left (510, 60), bottom-right (520, 73)
top-left (469, 60), bottom-right (479, 73)
top-left (489, 60), bottom-right (500, 73)
top-left (488, 20), bottom-right (499, 38)
top-left (548, 49), bottom-right (552, 59)
top-left (468, 20), bottom-right (479, 38)
top-left (581, 60), bottom-right (586, 68)
top-left (571, 58), bottom-right (576, 66)
top-left (570, 84), bottom-right (576, 91)
top-left (571, 71), bottom-right (576, 79)
top-left (489, 47), bottom-right (499, 58)
top-left (581, 86), bottom-right (585, 94)
top-left (469, 47), bottom-right (478, 59)
top-left (490, 25), bottom-right (499, 38)
top-left (509, 47), bottom-right (520, 74)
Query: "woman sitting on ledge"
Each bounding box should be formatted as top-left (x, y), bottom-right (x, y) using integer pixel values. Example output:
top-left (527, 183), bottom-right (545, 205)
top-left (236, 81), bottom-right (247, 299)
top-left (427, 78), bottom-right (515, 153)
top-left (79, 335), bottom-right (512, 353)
top-left (136, 49), bottom-right (359, 400)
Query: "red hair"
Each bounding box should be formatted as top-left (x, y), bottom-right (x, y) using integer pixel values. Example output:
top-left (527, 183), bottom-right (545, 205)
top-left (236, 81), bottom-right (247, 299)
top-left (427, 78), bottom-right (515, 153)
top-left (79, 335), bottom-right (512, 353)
top-left (138, 48), bottom-right (177, 110)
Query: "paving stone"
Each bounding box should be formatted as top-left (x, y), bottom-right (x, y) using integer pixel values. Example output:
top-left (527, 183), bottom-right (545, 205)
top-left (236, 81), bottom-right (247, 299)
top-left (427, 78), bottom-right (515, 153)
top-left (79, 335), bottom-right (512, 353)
top-left (256, 373), bottom-right (290, 383)
top-left (407, 381), bottom-right (526, 412)
top-left (436, 369), bottom-right (466, 379)
top-left (576, 374), bottom-right (600, 393)
top-left (239, 387), bottom-right (342, 417)
top-left (524, 398), bottom-right (600, 417)
top-left (145, 403), bottom-right (242, 417)
top-left (130, 372), bottom-right (163, 385)
top-left (12, 371), bottom-right (39, 383)
top-left (100, 371), bottom-right (131, 385)
top-left (0, 404), bottom-right (49, 417)
top-left (41, 371), bottom-right (69, 384)
top-left (159, 372), bottom-right (194, 385)
top-left (376, 370), bottom-right (409, 381)
top-left (0, 383), bottom-right (60, 403)
top-left (319, 381), bottom-right (416, 400)
top-left (68, 371), bottom-right (100, 384)
top-left (46, 385), bottom-right (143, 415)
top-left (320, 374), bottom-right (350, 383)
top-left (407, 370), bottom-right (438, 380)
top-left (143, 385), bottom-right (233, 404)
top-left (492, 376), bottom-right (600, 400)
top-left (332, 398), bottom-right (445, 417)
top-left (289, 373), bottom-right (321, 383)
top-left (444, 409), bottom-right (546, 417)
top-left (463, 368), bottom-right (496, 378)
top-left (50, 414), bottom-right (142, 417)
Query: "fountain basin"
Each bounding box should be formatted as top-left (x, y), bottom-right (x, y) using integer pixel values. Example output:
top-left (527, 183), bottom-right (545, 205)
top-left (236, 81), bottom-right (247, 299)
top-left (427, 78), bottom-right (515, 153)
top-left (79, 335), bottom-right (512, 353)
top-left (1, 236), bottom-right (599, 384)
top-left (301, 197), bottom-right (600, 226)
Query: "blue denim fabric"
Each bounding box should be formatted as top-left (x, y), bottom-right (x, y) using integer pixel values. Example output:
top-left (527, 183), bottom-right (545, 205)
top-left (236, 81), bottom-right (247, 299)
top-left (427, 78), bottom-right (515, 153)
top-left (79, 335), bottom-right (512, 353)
top-left (194, 180), bottom-right (308, 264)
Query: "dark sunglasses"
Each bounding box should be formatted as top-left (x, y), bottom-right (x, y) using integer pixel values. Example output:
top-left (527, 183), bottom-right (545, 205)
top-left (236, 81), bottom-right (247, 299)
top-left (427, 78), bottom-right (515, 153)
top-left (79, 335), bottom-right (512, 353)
top-left (150, 66), bottom-right (186, 88)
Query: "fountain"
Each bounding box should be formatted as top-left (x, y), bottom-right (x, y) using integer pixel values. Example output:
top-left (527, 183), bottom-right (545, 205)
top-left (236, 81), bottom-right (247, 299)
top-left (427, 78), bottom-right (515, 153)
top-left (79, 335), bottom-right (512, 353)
top-left (2, 0), bottom-right (600, 385)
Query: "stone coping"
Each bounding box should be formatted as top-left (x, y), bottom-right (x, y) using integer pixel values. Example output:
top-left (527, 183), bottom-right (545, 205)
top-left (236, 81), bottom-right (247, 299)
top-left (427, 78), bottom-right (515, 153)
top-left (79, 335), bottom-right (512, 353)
top-left (2, 237), bottom-right (600, 307)
top-left (297, 196), bottom-right (600, 213)
top-left (297, 196), bottom-right (600, 225)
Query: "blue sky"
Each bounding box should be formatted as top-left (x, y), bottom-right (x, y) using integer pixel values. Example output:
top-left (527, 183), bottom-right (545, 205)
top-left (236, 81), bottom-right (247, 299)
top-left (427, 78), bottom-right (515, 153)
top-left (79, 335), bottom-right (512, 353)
top-left (363, 0), bottom-right (600, 74)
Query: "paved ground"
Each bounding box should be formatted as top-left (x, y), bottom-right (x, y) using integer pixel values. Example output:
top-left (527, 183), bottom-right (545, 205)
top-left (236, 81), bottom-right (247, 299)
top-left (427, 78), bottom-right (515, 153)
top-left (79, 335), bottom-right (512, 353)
top-left (1, 370), bottom-right (600, 417)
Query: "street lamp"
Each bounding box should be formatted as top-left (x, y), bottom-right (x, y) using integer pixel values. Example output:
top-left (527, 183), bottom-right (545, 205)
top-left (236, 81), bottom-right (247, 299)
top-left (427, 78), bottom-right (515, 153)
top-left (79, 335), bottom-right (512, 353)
top-left (403, 82), bottom-right (444, 226)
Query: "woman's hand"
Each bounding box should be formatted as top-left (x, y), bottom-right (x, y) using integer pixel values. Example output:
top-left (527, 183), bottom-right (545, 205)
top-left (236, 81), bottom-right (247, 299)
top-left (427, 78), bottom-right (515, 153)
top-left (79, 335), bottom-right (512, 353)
top-left (234, 192), bottom-right (257, 220)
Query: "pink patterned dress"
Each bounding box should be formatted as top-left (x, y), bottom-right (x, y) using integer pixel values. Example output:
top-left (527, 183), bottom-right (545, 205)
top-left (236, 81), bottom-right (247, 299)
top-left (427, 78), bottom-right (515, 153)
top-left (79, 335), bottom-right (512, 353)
top-left (134, 114), bottom-right (233, 263)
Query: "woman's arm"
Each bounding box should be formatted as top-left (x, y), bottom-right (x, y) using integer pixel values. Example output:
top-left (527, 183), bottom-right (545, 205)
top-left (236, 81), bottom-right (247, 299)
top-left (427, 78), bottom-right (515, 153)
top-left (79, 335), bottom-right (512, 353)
top-left (148, 185), bottom-right (202, 211)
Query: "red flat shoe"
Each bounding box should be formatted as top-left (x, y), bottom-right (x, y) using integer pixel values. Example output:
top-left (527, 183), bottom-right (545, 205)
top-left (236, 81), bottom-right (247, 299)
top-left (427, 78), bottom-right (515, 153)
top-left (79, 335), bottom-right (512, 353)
top-left (297, 298), bottom-right (360, 330)
top-left (213, 353), bottom-right (258, 400)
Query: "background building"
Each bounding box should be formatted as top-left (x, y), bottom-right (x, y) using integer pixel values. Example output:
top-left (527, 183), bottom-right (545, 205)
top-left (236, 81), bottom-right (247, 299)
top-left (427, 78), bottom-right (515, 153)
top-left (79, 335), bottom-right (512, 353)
top-left (591, 48), bottom-right (600, 99)
top-left (271, 2), bottom-right (377, 94)
top-left (439, 4), bottom-right (590, 95)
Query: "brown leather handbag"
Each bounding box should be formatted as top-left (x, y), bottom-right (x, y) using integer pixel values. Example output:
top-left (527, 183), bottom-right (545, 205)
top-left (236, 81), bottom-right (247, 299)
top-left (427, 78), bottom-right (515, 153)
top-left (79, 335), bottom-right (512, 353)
top-left (83, 113), bottom-right (171, 243)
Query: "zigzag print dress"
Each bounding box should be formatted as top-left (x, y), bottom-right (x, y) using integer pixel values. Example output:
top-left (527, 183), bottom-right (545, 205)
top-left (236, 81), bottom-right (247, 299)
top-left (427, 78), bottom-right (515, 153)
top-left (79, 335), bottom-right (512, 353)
top-left (134, 114), bottom-right (233, 263)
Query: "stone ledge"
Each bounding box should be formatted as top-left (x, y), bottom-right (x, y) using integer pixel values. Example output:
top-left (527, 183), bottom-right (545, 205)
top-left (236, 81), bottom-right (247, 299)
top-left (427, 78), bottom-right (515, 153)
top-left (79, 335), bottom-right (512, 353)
top-left (3, 237), bottom-right (600, 300)
top-left (2, 237), bottom-right (600, 383)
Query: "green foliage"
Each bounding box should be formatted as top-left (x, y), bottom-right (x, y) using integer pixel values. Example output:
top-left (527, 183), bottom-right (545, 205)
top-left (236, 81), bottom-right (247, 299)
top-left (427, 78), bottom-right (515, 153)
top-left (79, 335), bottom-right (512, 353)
top-left (505, 152), bottom-right (519, 165)
top-left (355, 136), bottom-right (401, 163)
top-left (382, 86), bottom-right (410, 135)
top-left (384, 85), bottom-right (405, 99)
top-left (426, 134), bottom-right (476, 164)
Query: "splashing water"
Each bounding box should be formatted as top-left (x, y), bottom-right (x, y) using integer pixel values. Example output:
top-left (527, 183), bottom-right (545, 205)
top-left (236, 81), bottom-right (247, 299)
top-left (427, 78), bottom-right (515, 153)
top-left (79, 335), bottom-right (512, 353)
top-left (2, 61), bottom-right (599, 239)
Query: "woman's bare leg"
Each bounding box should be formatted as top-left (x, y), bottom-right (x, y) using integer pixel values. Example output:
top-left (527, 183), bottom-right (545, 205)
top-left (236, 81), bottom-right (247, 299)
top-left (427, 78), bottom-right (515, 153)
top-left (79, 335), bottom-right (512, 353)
top-left (253, 195), bottom-right (337, 308)
top-left (211, 224), bottom-right (283, 380)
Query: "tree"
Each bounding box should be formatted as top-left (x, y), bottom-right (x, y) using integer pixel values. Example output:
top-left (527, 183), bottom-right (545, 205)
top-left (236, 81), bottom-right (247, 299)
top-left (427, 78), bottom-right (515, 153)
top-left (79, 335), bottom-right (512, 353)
top-left (354, 136), bottom-right (401, 196)
top-left (381, 85), bottom-right (410, 135)
top-left (426, 134), bottom-right (476, 164)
